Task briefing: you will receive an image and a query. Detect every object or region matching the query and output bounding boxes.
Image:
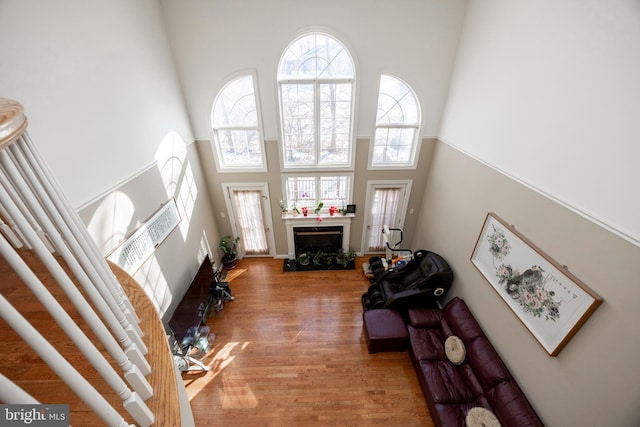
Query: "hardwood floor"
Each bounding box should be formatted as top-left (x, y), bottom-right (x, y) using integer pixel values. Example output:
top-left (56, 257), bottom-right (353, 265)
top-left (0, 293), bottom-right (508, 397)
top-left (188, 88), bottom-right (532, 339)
top-left (183, 257), bottom-right (433, 426)
top-left (0, 253), bottom-right (432, 426)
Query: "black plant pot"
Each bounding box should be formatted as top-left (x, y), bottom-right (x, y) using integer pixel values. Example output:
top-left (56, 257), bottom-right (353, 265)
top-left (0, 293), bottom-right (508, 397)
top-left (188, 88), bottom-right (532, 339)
top-left (222, 255), bottom-right (238, 270)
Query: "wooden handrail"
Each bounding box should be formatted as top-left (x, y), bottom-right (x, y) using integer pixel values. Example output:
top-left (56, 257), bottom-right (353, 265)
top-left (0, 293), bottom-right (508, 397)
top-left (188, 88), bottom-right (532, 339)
top-left (0, 98), bottom-right (28, 150)
top-left (111, 261), bottom-right (182, 426)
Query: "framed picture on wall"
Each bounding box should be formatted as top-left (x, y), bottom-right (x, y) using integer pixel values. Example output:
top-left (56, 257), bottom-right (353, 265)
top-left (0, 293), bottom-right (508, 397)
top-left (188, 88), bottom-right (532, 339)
top-left (471, 212), bottom-right (602, 356)
top-left (107, 198), bottom-right (181, 275)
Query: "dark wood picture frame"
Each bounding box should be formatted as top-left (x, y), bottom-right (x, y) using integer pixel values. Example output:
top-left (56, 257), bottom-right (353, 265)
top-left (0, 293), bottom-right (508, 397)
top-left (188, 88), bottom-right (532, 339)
top-left (471, 212), bottom-right (602, 356)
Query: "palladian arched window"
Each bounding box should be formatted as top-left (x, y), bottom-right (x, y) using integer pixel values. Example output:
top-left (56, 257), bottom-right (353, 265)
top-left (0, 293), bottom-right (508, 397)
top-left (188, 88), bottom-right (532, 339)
top-left (277, 32), bottom-right (356, 169)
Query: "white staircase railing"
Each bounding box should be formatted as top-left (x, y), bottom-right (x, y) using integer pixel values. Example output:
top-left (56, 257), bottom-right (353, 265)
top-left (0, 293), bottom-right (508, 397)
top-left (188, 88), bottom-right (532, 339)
top-left (0, 98), bottom-right (156, 426)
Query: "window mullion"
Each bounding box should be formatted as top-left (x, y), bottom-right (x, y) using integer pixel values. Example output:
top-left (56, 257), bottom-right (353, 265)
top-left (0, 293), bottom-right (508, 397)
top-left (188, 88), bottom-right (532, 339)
top-left (214, 125), bottom-right (259, 131)
top-left (375, 124), bottom-right (419, 130)
top-left (314, 81), bottom-right (321, 164)
top-left (280, 78), bottom-right (352, 85)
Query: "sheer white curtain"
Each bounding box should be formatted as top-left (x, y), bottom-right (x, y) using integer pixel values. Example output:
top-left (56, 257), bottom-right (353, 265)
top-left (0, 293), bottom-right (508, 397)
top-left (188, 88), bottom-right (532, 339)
top-left (368, 187), bottom-right (401, 252)
top-left (232, 190), bottom-right (268, 255)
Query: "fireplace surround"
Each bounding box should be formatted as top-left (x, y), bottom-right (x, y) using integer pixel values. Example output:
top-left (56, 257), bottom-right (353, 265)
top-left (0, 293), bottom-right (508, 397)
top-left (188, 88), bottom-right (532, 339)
top-left (282, 213), bottom-right (354, 259)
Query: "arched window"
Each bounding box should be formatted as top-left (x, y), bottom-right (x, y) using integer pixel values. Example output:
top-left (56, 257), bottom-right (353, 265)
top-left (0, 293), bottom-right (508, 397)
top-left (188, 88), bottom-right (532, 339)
top-left (277, 32), bottom-right (355, 169)
top-left (211, 73), bottom-right (266, 171)
top-left (370, 75), bottom-right (421, 168)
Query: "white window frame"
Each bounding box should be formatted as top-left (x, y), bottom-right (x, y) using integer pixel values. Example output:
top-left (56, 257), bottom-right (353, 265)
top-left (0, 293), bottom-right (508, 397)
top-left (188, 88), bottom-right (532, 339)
top-left (276, 31), bottom-right (357, 171)
top-left (281, 173), bottom-right (354, 212)
top-left (368, 75), bottom-right (421, 170)
top-left (211, 71), bottom-right (267, 173)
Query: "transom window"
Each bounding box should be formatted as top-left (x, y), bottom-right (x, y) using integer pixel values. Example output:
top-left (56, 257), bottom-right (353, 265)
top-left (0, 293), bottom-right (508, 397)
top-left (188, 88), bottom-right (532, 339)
top-left (370, 75), bottom-right (421, 169)
top-left (284, 174), bottom-right (352, 211)
top-left (278, 32), bottom-right (355, 169)
top-left (211, 73), bottom-right (266, 171)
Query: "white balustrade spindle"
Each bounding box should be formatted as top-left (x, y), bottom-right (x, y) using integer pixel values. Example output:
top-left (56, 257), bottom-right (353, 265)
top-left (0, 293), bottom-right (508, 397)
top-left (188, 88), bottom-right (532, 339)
top-left (0, 97), bottom-right (159, 426)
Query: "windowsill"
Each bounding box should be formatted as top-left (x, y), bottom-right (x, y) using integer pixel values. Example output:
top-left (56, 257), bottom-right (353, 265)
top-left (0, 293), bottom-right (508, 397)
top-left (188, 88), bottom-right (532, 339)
top-left (281, 212), bottom-right (355, 220)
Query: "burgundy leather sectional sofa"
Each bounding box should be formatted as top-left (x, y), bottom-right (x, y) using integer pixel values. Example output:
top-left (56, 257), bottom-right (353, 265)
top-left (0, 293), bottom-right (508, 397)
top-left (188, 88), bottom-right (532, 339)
top-left (406, 297), bottom-right (545, 426)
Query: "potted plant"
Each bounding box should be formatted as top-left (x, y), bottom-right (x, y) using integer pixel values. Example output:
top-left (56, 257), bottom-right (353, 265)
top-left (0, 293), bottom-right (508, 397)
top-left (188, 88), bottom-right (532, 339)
top-left (219, 235), bottom-right (240, 270)
top-left (336, 247), bottom-right (357, 268)
top-left (297, 252), bottom-right (311, 266)
top-left (325, 253), bottom-right (335, 266)
top-left (312, 249), bottom-right (326, 266)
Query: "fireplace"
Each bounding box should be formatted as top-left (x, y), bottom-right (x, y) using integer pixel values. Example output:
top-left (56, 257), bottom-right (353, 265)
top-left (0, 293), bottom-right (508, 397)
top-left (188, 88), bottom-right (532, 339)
top-left (294, 226), bottom-right (343, 256)
top-left (282, 213), bottom-right (354, 260)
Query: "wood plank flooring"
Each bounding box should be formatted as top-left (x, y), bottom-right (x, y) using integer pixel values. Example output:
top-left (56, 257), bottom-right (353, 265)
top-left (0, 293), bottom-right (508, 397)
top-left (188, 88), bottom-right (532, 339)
top-left (0, 252), bottom-right (432, 426)
top-left (183, 257), bottom-right (432, 426)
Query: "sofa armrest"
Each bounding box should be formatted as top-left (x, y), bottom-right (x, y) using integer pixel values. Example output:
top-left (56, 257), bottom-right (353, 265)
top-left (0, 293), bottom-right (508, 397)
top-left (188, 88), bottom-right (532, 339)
top-left (407, 307), bottom-right (442, 328)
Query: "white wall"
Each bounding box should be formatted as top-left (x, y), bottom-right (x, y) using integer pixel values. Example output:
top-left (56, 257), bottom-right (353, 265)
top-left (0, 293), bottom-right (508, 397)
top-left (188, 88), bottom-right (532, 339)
top-left (0, 0), bottom-right (222, 318)
top-left (0, 0), bottom-right (194, 208)
top-left (439, 0), bottom-right (640, 246)
top-left (159, 0), bottom-right (468, 141)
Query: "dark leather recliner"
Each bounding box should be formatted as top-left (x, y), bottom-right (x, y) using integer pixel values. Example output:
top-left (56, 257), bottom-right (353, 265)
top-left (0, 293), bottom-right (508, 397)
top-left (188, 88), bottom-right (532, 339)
top-left (362, 250), bottom-right (453, 311)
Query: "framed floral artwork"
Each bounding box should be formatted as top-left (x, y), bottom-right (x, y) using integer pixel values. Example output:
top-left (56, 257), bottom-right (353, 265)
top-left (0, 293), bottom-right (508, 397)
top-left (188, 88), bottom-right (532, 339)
top-left (471, 212), bottom-right (602, 356)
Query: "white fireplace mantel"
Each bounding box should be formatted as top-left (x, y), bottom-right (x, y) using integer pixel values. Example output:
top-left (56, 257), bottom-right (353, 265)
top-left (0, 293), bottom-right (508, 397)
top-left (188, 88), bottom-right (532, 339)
top-left (282, 213), bottom-right (354, 259)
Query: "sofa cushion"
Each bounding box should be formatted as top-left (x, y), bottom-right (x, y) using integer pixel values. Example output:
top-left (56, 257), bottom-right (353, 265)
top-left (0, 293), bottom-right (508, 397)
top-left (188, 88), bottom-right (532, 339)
top-left (443, 297), bottom-right (486, 343)
top-left (459, 363), bottom-right (485, 398)
top-left (486, 381), bottom-right (543, 427)
top-left (445, 335), bottom-right (466, 365)
top-left (433, 402), bottom-right (482, 427)
top-left (408, 325), bottom-right (444, 360)
top-left (420, 359), bottom-right (474, 404)
top-left (465, 337), bottom-right (512, 390)
top-left (407, 307), bottom-right (442, 328)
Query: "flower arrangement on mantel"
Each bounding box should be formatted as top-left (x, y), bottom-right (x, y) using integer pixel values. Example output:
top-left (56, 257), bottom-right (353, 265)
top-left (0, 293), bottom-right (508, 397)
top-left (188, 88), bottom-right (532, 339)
top-left (284, 199), bottom-right (353, 218)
